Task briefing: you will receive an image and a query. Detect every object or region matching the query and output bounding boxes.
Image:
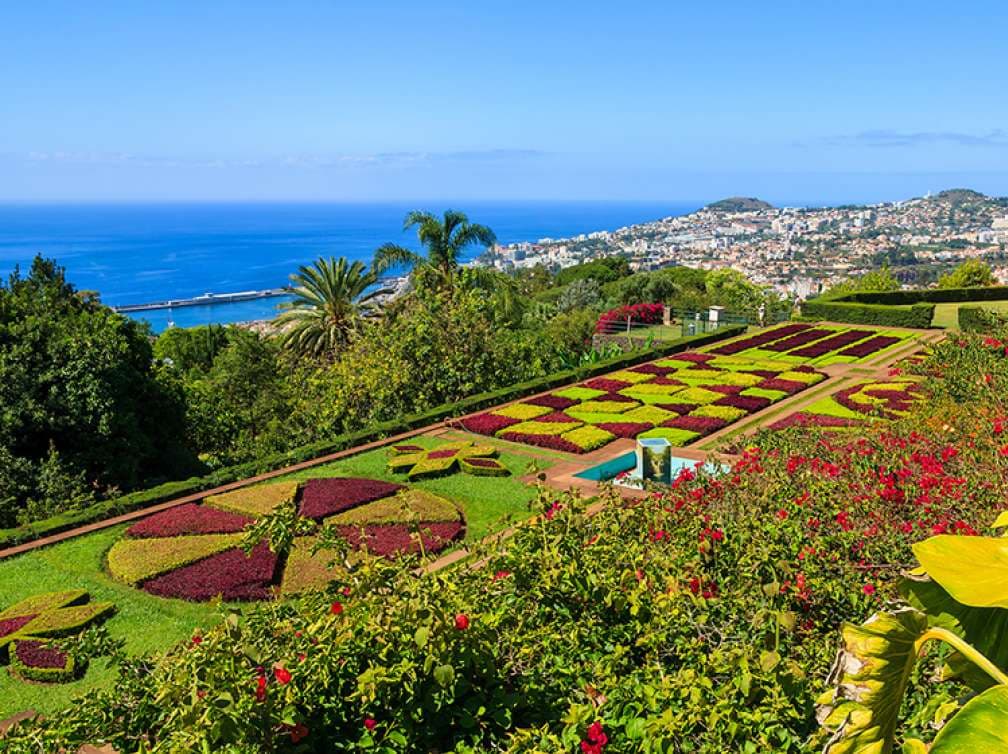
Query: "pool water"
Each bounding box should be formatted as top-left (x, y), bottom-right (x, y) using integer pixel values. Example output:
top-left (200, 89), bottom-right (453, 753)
top-left (574, 451), bottom-right (728, 483)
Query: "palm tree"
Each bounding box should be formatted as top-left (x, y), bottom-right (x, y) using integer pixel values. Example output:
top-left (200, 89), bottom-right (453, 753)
top-left (371, 210), bottom-right (498, 294)
top-left (276, 257), bottom-right (388, 357)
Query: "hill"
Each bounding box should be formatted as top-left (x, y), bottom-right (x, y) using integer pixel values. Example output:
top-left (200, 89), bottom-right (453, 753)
top-left (933, 188), bottom-right (988, 205)
top-left (705, 196), bottom-right (774, 212)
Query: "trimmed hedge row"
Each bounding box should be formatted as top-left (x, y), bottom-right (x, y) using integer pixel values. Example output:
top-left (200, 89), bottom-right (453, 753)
top-left (0, 325), bottom-right (745, 550)
top-left (837, 286), bottom-right (1008, 306)
top-left (958, 305), bottom-right (1008, 331)
top-left (800, 299), bottom-right (935, 328)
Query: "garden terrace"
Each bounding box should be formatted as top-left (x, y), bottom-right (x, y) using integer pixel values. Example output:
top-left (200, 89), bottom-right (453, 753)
top-left (768, 377), bottom-right (926, 432)
top-left (0, 434), bottom-right (546, 718)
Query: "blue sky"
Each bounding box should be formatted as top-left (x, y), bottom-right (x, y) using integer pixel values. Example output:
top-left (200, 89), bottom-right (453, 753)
top-left (2, 1), bottom-right (1007, 203)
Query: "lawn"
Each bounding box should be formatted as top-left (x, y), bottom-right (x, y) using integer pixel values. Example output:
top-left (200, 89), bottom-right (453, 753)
top-left (278, 435), bottom-right (549, 541)
top-left (0, 436), bottom-right (546, 718)
top-left (932, 300), bottom-right (1008, 329)
top-left (0, 525), bottom-right (223, 718)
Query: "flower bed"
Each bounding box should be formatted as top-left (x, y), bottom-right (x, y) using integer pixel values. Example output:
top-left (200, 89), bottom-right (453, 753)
top-left (707, 323), bottom-right (811, 355)
top-left (837, 335), bottom-right (902, 358)
top-left (204, 482), bottom-right (299, 517)
top-left (787, 329), bottom-right (873, 358)
top-left (125, 503), bottom-right (253, 538)
top-left (762, 328), bottom-right (834, 352)
top-left (0, 591), bottom-right (114, 684)
top-left (106, 477), bottom-right (466, 601)
top-left (299, 478), bottom-right (404, 520)
top-left (662, 415), bottom-right (727, 435)
top-left (386, 441), bottom-right (506, 480)
top-left (458, 345), bottom-right (828, 452)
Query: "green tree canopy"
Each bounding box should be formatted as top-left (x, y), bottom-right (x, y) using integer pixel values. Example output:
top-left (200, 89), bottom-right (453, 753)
top-left (938, 259), bottom-right (997, 289)
top-left (823, 266), bottom-right (902, 298)
top-left (0, 257), bottom-right (196, 525)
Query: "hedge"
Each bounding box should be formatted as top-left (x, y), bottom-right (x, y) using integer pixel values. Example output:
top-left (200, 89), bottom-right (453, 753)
top-left (836, 286), bottom-right (1008, 306)
top-left (0, 325), bottom-right (745, 550)
top-left (800, 300), bottom-right (935, 328)
top-left (958, 305), bottom-right (1008, 331)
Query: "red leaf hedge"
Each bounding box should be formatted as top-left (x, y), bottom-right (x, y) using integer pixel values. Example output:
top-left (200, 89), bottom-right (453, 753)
top-left (654, 403), bottom-right (698, 416)
top-left (125, 503), bottom-right (253, 539)
top-left (459, 412), bottom-right (521, 436)
top-left (537, 411), bottom-right (581, 423)
top-left (763, 328), bottom-right (833, 353)
top-left (670, 351), bottom-right (715, 364)
top-left (838, 335), bottom-right (901, 358)
top-left (715, 394), bottom-right (772, 412)
top-left (0, 614), bottom-right (37, 640)
top-left (522, 393), bottom-right (579, 409)
top-left (595, 422), bottom-right (653, 439)
top-left (14, 639), bottom-right (69, 670)
top-left (142, 541), bottom-right (278, 601)
top-left (787, 330), bottom-right (873, 358)
top-left (756, 378), bottom-right (808, 395)
top-left (337, 522), bottom-right (464, 558)
top-left (581, 378), bottom-right (632, 393)
top-left (662, 415), bottom-right (728, 435)
top-left (299, 478), bottom-right (405, 520)
top-left (708, 323), bottom-right (811, 355)
top-left (496, 432), bottom-right (583, 454)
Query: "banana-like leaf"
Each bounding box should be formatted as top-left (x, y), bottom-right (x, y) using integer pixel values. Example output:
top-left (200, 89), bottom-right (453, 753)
top-left (817, 607), bottom-right (928, 754)
top-left (900, 575), bottom-right (1008, 692)
top-left (929, 685), bottom-right (1008, 753)
top-left (993, 510), bottom-right (1008, 531)
top-left (912, 535), bottom-right (1008, 609)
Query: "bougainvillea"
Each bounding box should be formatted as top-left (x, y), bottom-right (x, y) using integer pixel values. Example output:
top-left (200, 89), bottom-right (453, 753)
top-left (595, 302), bottom-right (664, 333)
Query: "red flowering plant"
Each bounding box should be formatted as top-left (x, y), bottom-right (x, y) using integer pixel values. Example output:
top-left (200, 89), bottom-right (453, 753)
top-left (594, 303), bottom-right (664, 334)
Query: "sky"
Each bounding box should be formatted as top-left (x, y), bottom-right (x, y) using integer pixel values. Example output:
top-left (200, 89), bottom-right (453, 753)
top-left (2, 0), bottom-right (1007, 204)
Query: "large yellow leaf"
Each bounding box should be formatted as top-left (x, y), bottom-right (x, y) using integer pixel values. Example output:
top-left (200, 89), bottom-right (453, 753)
top-left (912, 535), bottom-right (1008, 609)
top-left (929, 685), bottom-right (1008, 753)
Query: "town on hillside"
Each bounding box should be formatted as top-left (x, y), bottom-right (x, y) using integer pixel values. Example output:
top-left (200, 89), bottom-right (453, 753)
top-left (483, 189), bottom-right (1008, 299)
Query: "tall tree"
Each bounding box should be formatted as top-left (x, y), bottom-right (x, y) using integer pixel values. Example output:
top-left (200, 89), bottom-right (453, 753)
top-left (276, 257), bottom-right (387, 357)
top-left (938, 259), bottom-right (997, 289)
top-left (371, 210), bottom-right (498, 294)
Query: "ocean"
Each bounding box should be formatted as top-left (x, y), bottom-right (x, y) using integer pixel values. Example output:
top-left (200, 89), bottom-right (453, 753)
top-left (0, 201), bottom-right (700, 331)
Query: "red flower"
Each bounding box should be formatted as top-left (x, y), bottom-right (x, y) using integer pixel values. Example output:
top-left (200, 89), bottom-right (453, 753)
top-left (191, 634), bottom-right (202, 646)
top-left (862, 583), bottom-right (876, 595)
top-left (581, 720), bottom-right (609, 753)
top-left (364, 717), bottom-right (377, 731)
top-left (331, 601), bottom-right (344, 615)
top-left (275, 666), bottom-right (292, 685)
top-left (454, 613), bottom-right (470, 630)
top-left (255, 674), bottom-right (267, 702)
top-left (287, 723), bottom-right (309, 743)
top-left (493, 570), bottom-right (511, 580)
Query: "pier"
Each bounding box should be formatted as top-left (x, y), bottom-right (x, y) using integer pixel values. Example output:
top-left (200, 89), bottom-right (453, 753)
top-left (112, 287), bottom-right (292, 313)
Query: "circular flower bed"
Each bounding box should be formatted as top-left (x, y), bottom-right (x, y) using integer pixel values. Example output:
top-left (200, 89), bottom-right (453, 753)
top-left (105, 478), bottom-right (465, 601)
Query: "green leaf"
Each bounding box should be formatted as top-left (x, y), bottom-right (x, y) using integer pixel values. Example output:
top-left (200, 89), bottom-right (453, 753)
top-left (929, 685), bottom-right (1008, 753)
top-left (759, 649), bottom-right (781, 673)
top-left (901, 575), bottom-right (1008, 691)
top-left (993, 510), bottom-right (1008, 530)
top-left (414, 626), bottom-right (430, 648)
top-left (433, 664), bottom-right (455, 687)
top-left (817, 607), bottom-right (928, 754)
top-left (912, 534), bottom-right (1008, 608)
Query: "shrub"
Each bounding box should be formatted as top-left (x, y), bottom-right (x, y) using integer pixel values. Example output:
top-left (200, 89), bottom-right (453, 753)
top-left (595, 303), bottom-right (664, 333)
top-left (560, 426), bottom-right (616, 452)
top-left (836, 335), bottom-right (902, 359)
top-left (708, 323), bottom-right (811, 355)
top-left (674, 387), bottom-right (725, 405)
top-left (9, 640), bottom-right (76, 683)
top-left (204, 482), bottom-right (299, 517)
top-left (298, 478), bottom-right (404, 520)
top-left (594, 422), bottom-right (654, 439)
top-left (621, 405), bottom-right (676, 426)
top-left (637, 427), bottom-right (701, 444)
top-left (459, 413), bottom-right (521, 436)
top-left (715, 394), bottom-right (772, 412)
top-left (575, 400), bottom-right (638, 414)
top-left (491, 403), bottom-right (553, 421)
top-left (336, 521), bottom-right (464, 557)
top-left (496, 432), bottom-right (582, 453)
top-left (580, 378), bottom-right (633, 393)
top-left (800, 300), bottom-right (935, 328)
top-left (107, 533), bottom-right (245, 584)
top-left (142, 541), bottom-right (278, 601)
top-left (458, 457), bottom-right (509, 477)
top-left (553, 385), bottom-right (609, 401)
top-left (787, 329), bottom-right (874, 358)
top-left (521, 393), bottom-right (580, 410)
top-left (497, 420), bottom-right (580, 437)
top-left (328, 490), bottom-right (460, 526)
top-left (662, 415), bottom-right (727, 435)
top-left (690, 405), bottom-right (747, 422)
top-left (125, 503), bottom-right (253, 538)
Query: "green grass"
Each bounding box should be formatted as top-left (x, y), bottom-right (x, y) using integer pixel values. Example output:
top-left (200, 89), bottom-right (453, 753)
top-left (932, 300), bottom-right (1008, 329)
top-left (0, 525), bottom-right (223, 718)
top-left (270, 435), bottom-right (549, 542)
top-left (0, 436), bottom-right (547, 718)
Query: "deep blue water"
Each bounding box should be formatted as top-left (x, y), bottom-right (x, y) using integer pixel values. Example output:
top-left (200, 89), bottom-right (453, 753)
top-left (0, 201), bottom-right (700, 330)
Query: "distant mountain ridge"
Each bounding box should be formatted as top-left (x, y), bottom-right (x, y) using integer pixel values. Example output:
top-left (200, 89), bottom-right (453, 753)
top-left (705, 197), bottom-right (775, 212)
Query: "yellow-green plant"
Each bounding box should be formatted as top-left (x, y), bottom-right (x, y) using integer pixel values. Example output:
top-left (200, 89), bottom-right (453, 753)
top-left (817, 510), bottom-right (1008, 753)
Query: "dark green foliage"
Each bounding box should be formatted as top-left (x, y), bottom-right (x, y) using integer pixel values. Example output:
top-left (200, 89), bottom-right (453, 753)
top-left (958, 306), bottom-right (1008, 332)
top-left (833, 286), bottom-right (1008, 306)
top-left (0, 257), bottom-right (199, 526)
top-left (554, 256), bottom-right (630, 287)
top-left (801, 300), bottom-right (935, 328)
top-left (153, 324), bottom-right (232, 374)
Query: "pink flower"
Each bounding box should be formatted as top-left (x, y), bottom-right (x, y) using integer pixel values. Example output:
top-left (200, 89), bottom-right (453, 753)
top-left (364, 717), bottom-right (377, 731)
top-left (862, 583), bottom-right (876, 595)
